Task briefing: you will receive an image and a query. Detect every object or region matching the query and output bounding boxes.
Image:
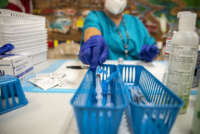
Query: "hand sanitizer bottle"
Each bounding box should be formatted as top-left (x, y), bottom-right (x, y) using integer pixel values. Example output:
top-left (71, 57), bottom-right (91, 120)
top-left (166, 11), bottom-right (199, 114)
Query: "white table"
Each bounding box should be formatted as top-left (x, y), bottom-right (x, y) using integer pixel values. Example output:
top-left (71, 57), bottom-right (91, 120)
top-left (0, 60), bottom-right (196, 134)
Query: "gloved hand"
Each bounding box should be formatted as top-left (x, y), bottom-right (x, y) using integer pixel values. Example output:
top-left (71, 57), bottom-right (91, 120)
top-left (0, 43), bottom-right (14, 55)
top-left (79, 35), bottom-right (108, 71)
top-left (139, 45), bottom-right (158, 62)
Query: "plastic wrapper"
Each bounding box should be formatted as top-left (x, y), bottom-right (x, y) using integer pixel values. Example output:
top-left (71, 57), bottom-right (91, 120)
top-left (49, 17), bottom-right (71, 34)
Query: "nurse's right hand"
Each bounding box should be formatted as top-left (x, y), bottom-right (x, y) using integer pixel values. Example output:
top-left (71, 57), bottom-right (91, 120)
top-left (79, 35), bottom-right (108, 71)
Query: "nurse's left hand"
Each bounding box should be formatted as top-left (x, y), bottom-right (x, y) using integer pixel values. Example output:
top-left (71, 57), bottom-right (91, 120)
top-left (139, 45), bottom-right (159, 62)
top-left (79, 35), bottom-right (108, 71)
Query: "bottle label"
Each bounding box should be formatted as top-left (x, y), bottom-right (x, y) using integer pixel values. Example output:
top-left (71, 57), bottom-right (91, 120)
top-left (170, 45), bottom-right (198, 72)
top-left (167, 71), bottom-right (192, 95)
top-left (167, 44), bottom-right (198, 95)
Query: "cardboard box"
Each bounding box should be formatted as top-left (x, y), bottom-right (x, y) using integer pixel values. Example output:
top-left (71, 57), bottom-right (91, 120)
top-left (0, 55), bottom-right (34, 80)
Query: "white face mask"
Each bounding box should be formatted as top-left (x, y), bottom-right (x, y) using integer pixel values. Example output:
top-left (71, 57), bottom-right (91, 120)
top-left (105, 0), bottom-right (127, 15)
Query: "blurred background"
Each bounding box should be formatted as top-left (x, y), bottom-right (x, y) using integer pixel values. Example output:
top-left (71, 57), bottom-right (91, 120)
top-left (1, 0), bottom-right (199, 59)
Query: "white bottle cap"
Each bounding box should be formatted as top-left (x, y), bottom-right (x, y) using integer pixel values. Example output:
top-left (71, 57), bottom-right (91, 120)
top-left (178, 11), bottom-right (197, 31)
top-left (156, 41), bottom-right (163, 49)
top-left (118, 57), bottom-right (124, 64)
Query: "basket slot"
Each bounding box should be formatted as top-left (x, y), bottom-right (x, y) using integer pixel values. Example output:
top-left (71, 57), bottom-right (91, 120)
top-left (8, 83), bottom-right (17, 106)
top-left (164, 91), bottom-right (174, 105)
top-left (138, 71), bottom-right (152, 102)
top-left (156, 87), bottom-right (166, 105)
top-left (100, 65), bottom-right (110, 81)
top-left (103, 66), bottom-right (107, 80)
top-left (74, 93), bottom-right (89, 106)
top-left (162, 91), bottom-right (168, 105)
top-left (164, 111), bottom-right (171, 125)
top-left (129, 66), bottom-right (135, 83)
top-left (89, 111), bottom-right (97, 134)
top-left (138, 109), bottom-right (179, 134)
top-left (168, 110), bottom-right (179, 129)
top-left (156, 111), bottom-right (168, 133)
top-left (105, 66), bottom-right (110, 80)
top-left (149, 79), bottom-right (157, 102)
top-left (74, 109), bottom-right (123, 134)
top-left (132, 67), bottom-right (136, 83)
top-left (152, 84), bottom-right (160, 104)
top-left (104, 111), bottom-right (112, 133)
top-left (122, 67), bottom-right (125, 82)
top-left (121, 66), bottom-right (135, 84)
top-left (125, 67), bottom-right (128, 83)
top-left (0, 84), bottom-right (20, 109)
top-left (164, 94), bottom-right (170, 105)
top-left (156, 89), bottom-right (165, 105)
top-left (14, 83), bottom-right (22, 104)
top-left (97, 111), bottom-right (105, 134)
top-left (139, 70), bottom-right (175, 105)
top-left (1, 85), bottom-right (10, 109)
top-left (127, 67), bottom-right (130, 82)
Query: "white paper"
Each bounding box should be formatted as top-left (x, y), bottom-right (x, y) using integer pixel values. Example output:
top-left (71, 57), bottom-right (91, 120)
top-left (29, 61), bottom-right (87, 90)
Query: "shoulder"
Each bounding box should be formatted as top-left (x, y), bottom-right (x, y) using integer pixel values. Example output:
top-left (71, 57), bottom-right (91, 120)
top-left (124, 14), bottom-right (143, 24)
top-left (86, 10), bottom-right (104, 19)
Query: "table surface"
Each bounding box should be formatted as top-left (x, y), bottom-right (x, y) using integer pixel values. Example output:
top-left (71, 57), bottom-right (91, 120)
top-left (0, 60), bottom-right (196, 134)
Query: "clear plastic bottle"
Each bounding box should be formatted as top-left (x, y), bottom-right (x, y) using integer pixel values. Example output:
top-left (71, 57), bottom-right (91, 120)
top-left (192, 83), bottom-right (200, 134)
top-left (166, 11), bottom-right (199, 114)
top-left (163, 24), bottom-right (177, 85)
top-left (164, 23), bottom-right (178, 60)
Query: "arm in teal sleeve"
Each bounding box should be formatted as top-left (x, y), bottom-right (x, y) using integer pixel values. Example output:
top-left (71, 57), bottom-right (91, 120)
top-left (81, 11), bottom-right (101, 45)
top-left (136, 18), bottom-right (156, 45)
top-left (83, 11), bottom-right (101, 32)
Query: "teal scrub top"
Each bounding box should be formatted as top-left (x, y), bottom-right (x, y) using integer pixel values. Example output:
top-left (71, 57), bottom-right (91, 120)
top-left (82, 11), bottom-right (156, 60)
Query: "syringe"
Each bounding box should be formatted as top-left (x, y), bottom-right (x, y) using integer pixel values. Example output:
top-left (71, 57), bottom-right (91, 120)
top-left (96, 68), bottom-right (103, 106)
top-left (106, 84), bottom-right (113, 107)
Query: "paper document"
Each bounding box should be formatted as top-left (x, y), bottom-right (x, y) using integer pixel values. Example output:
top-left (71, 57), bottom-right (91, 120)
top-left (29, 61), bottom-right (87, 90)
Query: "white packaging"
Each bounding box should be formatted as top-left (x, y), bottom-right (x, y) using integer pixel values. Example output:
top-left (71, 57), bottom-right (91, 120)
top-left (0, 55), bottom-right (34, 80)
top-left (24, 51), bottom-right (47, 65)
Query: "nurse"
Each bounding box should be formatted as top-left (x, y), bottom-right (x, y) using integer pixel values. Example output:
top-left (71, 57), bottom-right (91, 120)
top-left (79, 0), bottom-right (158, 70)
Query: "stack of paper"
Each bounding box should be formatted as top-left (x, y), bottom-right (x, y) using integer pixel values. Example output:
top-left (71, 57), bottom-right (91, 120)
top-left (0, 9), bottom-right (47, 65)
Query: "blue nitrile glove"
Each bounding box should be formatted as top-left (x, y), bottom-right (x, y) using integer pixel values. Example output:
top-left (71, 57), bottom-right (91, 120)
top-left (0, 43), bottom-right (14, 55)
top-left (79, 35), bottom-right (108, 71)
top-left (139, 45), bottom-right (158, 62)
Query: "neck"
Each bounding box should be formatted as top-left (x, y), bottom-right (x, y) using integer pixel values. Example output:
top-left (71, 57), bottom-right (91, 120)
top-left (104, 10), bottom-right (123, 27)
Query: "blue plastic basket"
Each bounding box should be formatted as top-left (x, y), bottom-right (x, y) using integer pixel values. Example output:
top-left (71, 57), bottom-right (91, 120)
top-left (0, 75), bottom-right (28, 115)
top-left (118, 65), bottom-right (184, 134)
top-left (71, 65), bottom-right (128, 134)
